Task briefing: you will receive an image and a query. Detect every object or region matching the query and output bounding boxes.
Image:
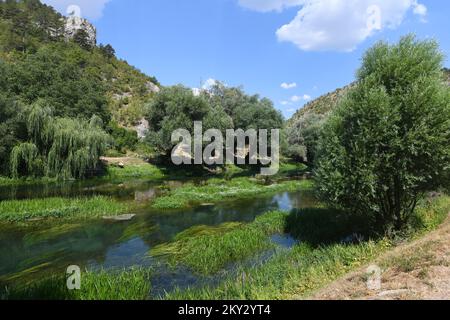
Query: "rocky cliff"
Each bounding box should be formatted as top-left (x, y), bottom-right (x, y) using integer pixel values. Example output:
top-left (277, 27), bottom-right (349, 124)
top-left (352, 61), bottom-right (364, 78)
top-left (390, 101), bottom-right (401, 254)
top-left (64, 15), bottom-right (96, 46)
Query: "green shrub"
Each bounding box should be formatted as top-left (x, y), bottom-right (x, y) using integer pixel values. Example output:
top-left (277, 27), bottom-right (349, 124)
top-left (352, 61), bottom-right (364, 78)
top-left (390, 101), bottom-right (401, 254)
top-left (315, 35), bottom-right (450, 232)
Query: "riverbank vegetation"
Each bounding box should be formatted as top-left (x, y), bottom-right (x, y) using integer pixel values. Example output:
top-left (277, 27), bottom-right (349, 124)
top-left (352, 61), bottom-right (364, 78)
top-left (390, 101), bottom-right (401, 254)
top-left (0, 196), bottom-right (128, 222)
top-left (10, 104), bottom-right (110, 180)
top-left (150, 211), bottom-right (287, 274)
top-left (1, 194), bottom-right (448, 300)
top-left (2, 268), bottom-right (151, 300)
top-left (151, 178), bottom-right (313, 210)
top-left (164, 195), bottom-right (449, 300)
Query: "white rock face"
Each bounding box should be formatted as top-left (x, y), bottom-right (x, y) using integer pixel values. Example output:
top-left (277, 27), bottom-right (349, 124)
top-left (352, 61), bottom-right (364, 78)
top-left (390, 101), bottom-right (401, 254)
top-left (146, 81), bottom-right (160, 93)
top-left (64, 16), bottom-right (97, 46)
top-left (134, 118), bottom-right (150, 140)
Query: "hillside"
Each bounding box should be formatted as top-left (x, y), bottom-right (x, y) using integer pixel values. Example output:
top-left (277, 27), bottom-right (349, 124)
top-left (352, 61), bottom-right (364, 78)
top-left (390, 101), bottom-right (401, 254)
top-left (0, 0), bottom-right (159, 127)
top-left (287, 84), bottom-right (353, 126)
top-left (290, 68), bottom-right (450, 125)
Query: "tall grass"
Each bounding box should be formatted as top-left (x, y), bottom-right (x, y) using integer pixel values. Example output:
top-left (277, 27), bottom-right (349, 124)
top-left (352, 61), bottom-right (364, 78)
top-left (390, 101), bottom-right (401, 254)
top-left (164, 195), bottom-right (449, 300)
top-left (166, 241), bottom-right (387, 300)
top-left (105, 164), bottom-right (165, 180)
top-left (150, 211), bottom-right (287, 274)
top-left (0, 196), bottom-right (128, 222)
top-left (152, 178), bottom-right (313, 210)
top-left (2, 268), bottom-right (151, 300)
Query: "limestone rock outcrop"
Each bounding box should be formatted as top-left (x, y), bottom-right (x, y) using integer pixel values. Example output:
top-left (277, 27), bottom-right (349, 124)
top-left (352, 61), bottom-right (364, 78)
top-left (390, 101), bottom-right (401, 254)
top-left (64, 16), bottom-right (96, 46)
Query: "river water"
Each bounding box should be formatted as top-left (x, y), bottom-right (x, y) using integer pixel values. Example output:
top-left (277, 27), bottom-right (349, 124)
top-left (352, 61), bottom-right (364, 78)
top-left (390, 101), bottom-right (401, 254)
top-left (0, 178), bottom-right (316, 296)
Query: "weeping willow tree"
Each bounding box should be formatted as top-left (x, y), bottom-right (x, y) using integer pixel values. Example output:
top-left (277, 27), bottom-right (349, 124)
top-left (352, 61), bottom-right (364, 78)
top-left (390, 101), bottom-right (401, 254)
top-left (10, 103), bottom-right (111, 179)
top-left (10, 143), bottom-right (42, 178)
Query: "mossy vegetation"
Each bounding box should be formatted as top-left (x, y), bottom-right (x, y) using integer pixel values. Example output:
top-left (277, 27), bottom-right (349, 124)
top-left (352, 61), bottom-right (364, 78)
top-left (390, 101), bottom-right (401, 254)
top-left (152, 178), bottom-right (313, 210)
top-left (150, 212), bottom-right (286, 274)
top-left (0, 196), bottom-right (128, 222)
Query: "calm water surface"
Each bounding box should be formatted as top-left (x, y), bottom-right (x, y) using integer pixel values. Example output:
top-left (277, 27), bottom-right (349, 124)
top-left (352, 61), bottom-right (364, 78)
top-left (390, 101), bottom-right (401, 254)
top-left (0, 178), bottom-right (316, 295)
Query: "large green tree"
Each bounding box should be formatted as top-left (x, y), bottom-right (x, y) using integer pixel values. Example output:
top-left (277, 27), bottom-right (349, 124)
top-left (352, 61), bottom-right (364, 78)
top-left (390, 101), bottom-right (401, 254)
top-left (145, 85), bottom-right (233, 156)
top-left (10, 103), bottom-right (111, 179)
top-left (285, 113), bottom-right (325, 163)
top-left (0, 95), bottom-right (27, 175)
top-left (315, 35), bottom-right (450, 231)
top-left (207, 82), bottom-right (284, 132)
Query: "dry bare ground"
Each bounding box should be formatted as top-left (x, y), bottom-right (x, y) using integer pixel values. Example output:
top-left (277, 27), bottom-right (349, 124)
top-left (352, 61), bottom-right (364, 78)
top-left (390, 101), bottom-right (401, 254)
top-left (309, 215), bottom-right (450, 300)
top-left (100, 156), bottom-right (147, 166)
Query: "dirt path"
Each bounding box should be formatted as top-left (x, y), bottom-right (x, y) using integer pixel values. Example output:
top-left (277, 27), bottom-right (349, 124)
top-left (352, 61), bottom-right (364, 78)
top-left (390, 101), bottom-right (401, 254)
top-left (100, 156), bottom-right (147, 166)
top-left (310, 215), bottom-right (450, 300)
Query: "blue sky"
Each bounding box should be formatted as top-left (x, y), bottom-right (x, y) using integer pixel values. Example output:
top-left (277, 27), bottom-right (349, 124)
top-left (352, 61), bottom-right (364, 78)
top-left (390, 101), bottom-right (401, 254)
top-left (44, 0), bottom-right (450, 118)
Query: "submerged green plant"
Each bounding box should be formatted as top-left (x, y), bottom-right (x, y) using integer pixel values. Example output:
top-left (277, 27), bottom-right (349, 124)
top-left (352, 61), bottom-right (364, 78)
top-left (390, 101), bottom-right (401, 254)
top-left (152, 178), bottom-right (313, 210)
top-left (150, 211), bottom-right (287, 274)
top-left (0, 196), bottom-right (128, 222)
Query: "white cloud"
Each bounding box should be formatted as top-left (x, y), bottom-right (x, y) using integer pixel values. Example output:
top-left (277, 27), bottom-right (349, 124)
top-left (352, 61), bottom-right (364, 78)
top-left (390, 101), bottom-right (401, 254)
top-left (290, 94), bottom-right (311, 102)
top-left (42, 0), bottom-right (112, 20)
top-left (281, 82), bottom-right (297, 89)
top-left (291, 95), bottom-right (302, 102)
top-left (413, 2), bottom-right (427, 16)
top-left (238, 0), bottom-right (303, 12)
top-left (239, 0), bottom-right (428, 52)
top-left (412, 1), bottom-right (427, 22)
top-left (280, 100), bottom-right (291, 105)
top-left (192, 88), bottom-right (202, 96)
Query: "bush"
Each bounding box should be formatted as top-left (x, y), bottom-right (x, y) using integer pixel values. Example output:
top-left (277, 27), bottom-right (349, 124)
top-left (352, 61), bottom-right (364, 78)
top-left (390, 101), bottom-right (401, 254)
top-left (107, 121), bottom-right (139, 153)
top-left (315, 35), bottom-right (450, 232)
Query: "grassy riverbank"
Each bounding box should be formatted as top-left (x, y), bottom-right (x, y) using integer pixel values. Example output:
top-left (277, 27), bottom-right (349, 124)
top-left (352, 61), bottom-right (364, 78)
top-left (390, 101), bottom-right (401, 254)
top-left (2, 268), bottom-right (151, 300)
top-left (0, 161), bottom-right (308, 187)
top-left (1, 194), bottom-right (448, 300)
top-left (152, 178), bottom-right (313, 210)
top-left (104, 163), bottom-right (166, 181)
top-left (0, 196), bottom-right (129, 222)
top-left (164, 195), bottom-right (449, 300)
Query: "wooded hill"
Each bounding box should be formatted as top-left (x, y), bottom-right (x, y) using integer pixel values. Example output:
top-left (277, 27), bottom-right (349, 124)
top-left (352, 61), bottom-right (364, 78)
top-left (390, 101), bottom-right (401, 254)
top-left (0, 0), bottom-right (160, 177)
top-left (0, 0), bottom-right (159, 127)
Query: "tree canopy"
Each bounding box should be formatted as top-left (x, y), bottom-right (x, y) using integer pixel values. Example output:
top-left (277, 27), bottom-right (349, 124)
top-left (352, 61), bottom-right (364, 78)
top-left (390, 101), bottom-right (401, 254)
top-left (315, 35), bottom-right (450, 232)
top-left (145, 85), bottom-right (233, 155)
top-left (10, 103), bottom-right (111, 179)
top-left (145, 84), bottom-right (284, 157)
